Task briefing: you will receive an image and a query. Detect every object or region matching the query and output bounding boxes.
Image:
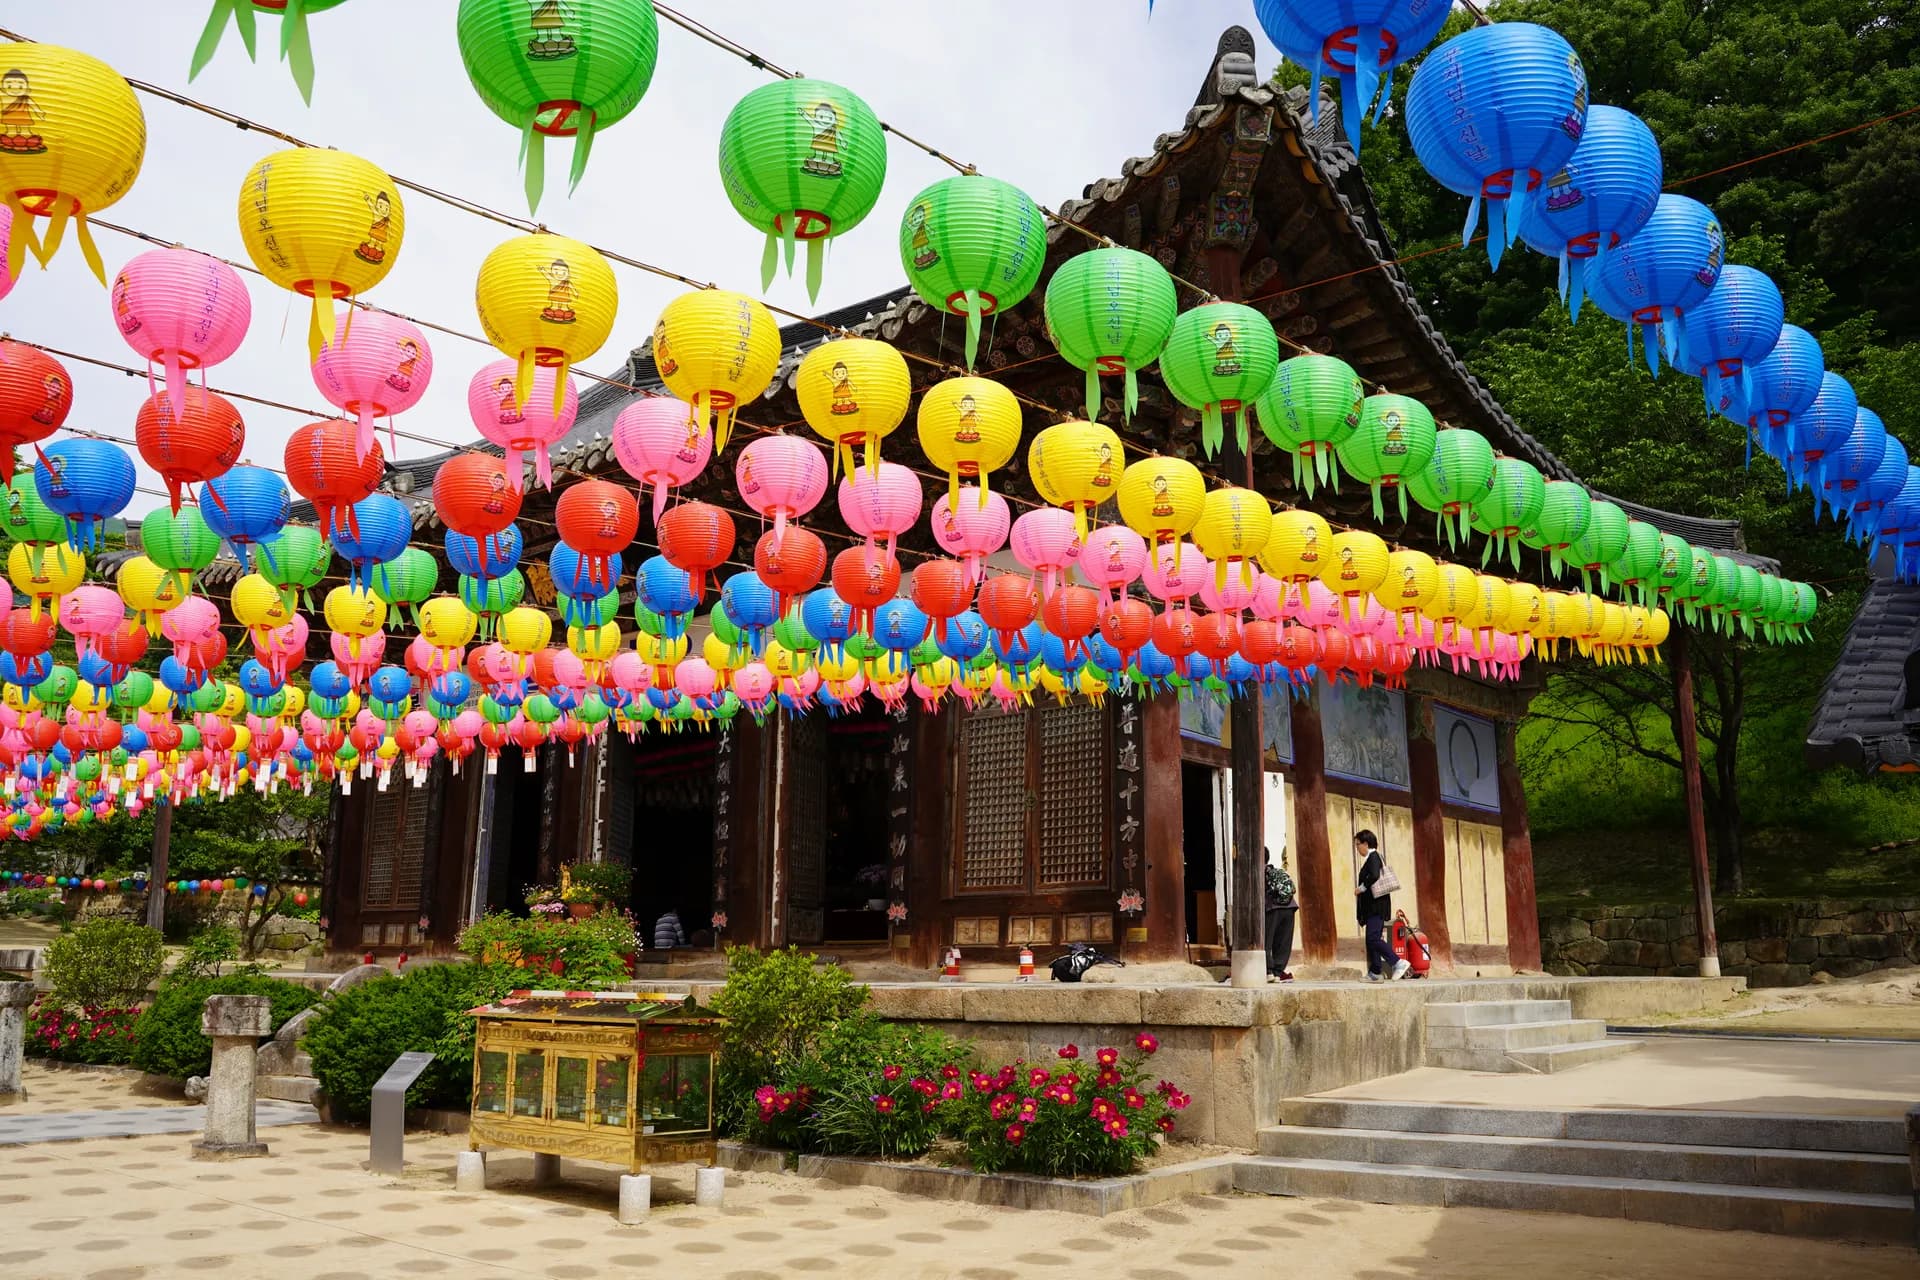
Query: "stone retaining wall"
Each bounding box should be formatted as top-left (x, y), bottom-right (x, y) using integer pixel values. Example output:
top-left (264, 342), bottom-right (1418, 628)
top-left (1541, 898), bottom-right (1920, 987)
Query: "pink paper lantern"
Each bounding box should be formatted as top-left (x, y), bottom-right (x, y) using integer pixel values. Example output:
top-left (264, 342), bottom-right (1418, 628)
top-left (613, 395), bottom-right (709, 522)
top-left (112, 248), bottom-right (252, 410)
top-left (255, 616), bottom-right (310, 683)
top-left (546, 648), bottom-right (587, 694)
top-left (160, 595), bottom-right (221, 647)
top-left (469, 357), bottom-right (576, 491)
top-left (330, 630), bottom-right (386, 688)
top-left (1198, 565), bottom-right (1258, 615)
top-left (1248, 572), bottom-right (1286, 622)
top-left (931, 487), bottom-right (1009, 586)
top-left (736, 435), bottom-right (828, 553)
top-left (0, 204), bottom-right (14, 303)
top-left (57, 584), bottom-right (126, 659)
top-left (731, 662), bottom-right (774, 710)
top-left (836, 462), bottom-right (922, 558)
top-left (1077, 524), bottom-right (1146, 605)
top-left (1142, 541), bottom-right (1210, 609)
top-left (780, 668), bottom-right (821, 709)
top-left (1009, 507), bottom-right (1082, 600)
top-left (608, 650), bottom-right (654, 694)
top-left (312, 311), bottom-right (434, 461)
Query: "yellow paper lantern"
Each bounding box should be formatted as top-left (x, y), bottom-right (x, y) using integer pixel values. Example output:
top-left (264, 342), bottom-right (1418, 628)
top-left (567, 620), bottom-right (622, 673)
top-left (812, 646), bottom-right (858, 683)
top-left (1074, 665), bottom-right (1109, 704)
top-left (231, 573), bottom-right (292, 631)
top-left (1259, 509), bottom-right (1333, 586)
top-left (237, 147), bottom-right (404, 361)
top-left (915, 375), bottom-right (1022, 508)
top-left (796, 338), bottom-right (911, 477)
top-left (1374, 549), bottom-right (1438, 635)
top-left (635, 629), bottom-right (688, 672)
top-left (0, 44), bottom-right (146, 284)
top-left (72, 681), bottom-right (110, 715)
top-left (116, 554), bottom-right (187, 635)
top-left (475, 231), bottom-right (618, 416)
top-left (1116, 454), bottom-right (1205, 551)
top-left (498, 605), bottom-right (552, 657)
top-left (144, 684), bottom-right (175, 716)
top-left (321, 585), bottom-right (383, 658)
top-left (864, 651), bottom-right (910, 683)
top-left (9, 542), bottom-right (84, 621)
top-left (1, 685), bottom-right (37, 714)
top-left (1321, 530), bottom-right (1389, 621)
top-left (281, 685), bottom-right (308, 720)
top-left (419, 596), bottom-right (478, 651)
top-left (1467, 574), bottom-right (1514, 639)
top-left (652, 289), bottom-right (780, 453)
top-left (1191, 487), bottom-right (1273, 592)
top-left (217, 681), bottom-right (246, 719)
top-left (1422, 562), bottom-right (1478, 639)
top-left (1028, 420), bottom-right (1122, 540)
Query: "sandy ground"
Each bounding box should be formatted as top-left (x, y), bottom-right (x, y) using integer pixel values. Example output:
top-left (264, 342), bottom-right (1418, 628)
top-left (1654, 969), bottom-right (1920, 1039)
top-left (0, 1067), bottom-right (1913, 1280)
top-left (1326, 1034), bottom-right (1920, 1117)
top-left (2, 1066), bottom-right (185, 1112)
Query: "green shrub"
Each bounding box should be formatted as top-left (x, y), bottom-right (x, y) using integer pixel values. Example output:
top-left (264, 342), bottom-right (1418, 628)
top-left (174, 926), bottom-right (241, 982)
top-left (43, 919), bottom-right (164, 1009)
top-left (0, 886), bottom-right (69, 922)
top-left (131, 975), bottom-right (320, 1080)
top-left (712, 946), bottom-right (869, 1136)
top-left (304, 963), bottom-right (515, 1123)
top-left (455, 911), bottom-right (637, 986)
top-left (561, 860), bottom-right (631, 905)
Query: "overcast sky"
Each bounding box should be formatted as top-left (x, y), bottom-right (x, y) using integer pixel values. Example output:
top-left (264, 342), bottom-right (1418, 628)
top-left (5, 1), bottom-right (1279, 520)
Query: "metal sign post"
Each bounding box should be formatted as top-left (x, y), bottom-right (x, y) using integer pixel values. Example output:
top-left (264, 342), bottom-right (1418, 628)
top-left (369, 1050), bottom-right (436, 1175)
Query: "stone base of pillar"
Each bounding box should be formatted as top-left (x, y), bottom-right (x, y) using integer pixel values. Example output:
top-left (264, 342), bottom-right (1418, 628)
top-left (455, 1150), bottom-right (486, 1192)
top-left (694, 1165), bottom-right (725, 1208)
top-left (191, 1139), bottom-right (270, 1160)
top-left (531, 1152), bottom-right (561, 1187)
top-left (1227, 949), bottom-right (1267, 989)
top-left (1697, 954), bottom-right (1723, 979)
top-left (618, 1173), bottom-right (652, 1223)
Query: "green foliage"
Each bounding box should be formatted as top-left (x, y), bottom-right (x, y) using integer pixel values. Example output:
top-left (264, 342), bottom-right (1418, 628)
top-left (304, 964), bottom-right (515, 1123)
top-left (174, 926), bottom-right (241, 982)
top-left (745, 1014), bottom-right (973, 1158)
top-left (454, 911), bottom-right (637, 986)
top-left (36, 782), bottom-right (332, 884)
top-left (42, 919), bottom-right (164, 1010)
top-left (130, 975), bottom-right (319, 1080)
top-left (0, 886), bottom-right (70, 923)
top-left (26, 1001), bottom-right (140, 1065)
top-left (561, 860), bottom-right (631, 905)
top-left (712, 946), bottom-right (869, 1135)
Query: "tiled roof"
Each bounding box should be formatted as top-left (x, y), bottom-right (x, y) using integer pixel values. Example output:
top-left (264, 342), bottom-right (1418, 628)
top-left (1805, 548), bottom-right (1920, 771)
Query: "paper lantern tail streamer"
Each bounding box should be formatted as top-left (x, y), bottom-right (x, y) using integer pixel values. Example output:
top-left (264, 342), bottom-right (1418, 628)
top-left (190, 0), bottom-right (258, 82)
top-left (520, 117), bottom-right (545, 214)
top-left (280, 0), bottom-right (316, 105)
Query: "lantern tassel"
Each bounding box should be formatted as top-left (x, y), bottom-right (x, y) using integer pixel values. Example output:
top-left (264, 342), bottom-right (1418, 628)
top-left (569, 113), bottom-right (597, 198)
top-left (961, 289), bottom-right (985, 371)
top-left (1084, 367), bottom-right (1101, 424)
top-left (282, 0), bottom-right (316, 106)
top-left (3, 194), bottom-right (38, 280)
top-left (355, 405), bottom-right (375, 464)
top-left (1201, 403), bottom-right (1224, 458)
top-left (511, 350), bottom-right (536, 412)
top-left (1349, 28), bottom-right (1382, 156)
top-left (521, 116), bottom-right (546, 215)
top-left (190, 0), bottom-right (254, 82)
top-left (1124, 367), bottom-right (1140, 421)
top-left (534, 443), bottom-right (553, 491)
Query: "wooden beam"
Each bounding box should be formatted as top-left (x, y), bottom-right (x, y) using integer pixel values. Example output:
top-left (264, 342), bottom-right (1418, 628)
top-left (1405, 696), bottom-right (1454, 970)
top-left (1495, 718), bottom-right (1543, 971)
top-left (1670, 626), bottom-right (1722, 977)
top-left (1139, 690), bottom-right (1187, 961)
top-left (1290, 688), bottom-right (1337, 965)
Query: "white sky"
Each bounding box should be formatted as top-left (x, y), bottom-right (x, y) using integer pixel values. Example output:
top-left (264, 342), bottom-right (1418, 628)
top-left (4, 0), bottom-right (1278, 520)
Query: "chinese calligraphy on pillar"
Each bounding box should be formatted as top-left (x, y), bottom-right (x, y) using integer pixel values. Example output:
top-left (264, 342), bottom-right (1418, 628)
top-left (711, 728), bottom-right (733, 935)
top-left (885, 702), bottom-right (912, 934)
top-left (1114, 692), bottom-right (1144, 916)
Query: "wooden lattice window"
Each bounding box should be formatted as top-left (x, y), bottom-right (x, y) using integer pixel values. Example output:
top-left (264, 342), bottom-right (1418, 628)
top-left (959, 711), bottom-right (1028, 890)
top-left (1038, 702), bottom-right (1107, 887)
top-left (362, 779), bottom-right (430, 912)
top-left (955, 702), bottom-right (1111, 895)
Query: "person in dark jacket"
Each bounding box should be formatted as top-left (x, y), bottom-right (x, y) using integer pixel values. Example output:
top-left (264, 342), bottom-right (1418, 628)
top-left (1263, 846), bottom-right (1297, 981)
top-left (1353, 830), bottom-right (1408, 981)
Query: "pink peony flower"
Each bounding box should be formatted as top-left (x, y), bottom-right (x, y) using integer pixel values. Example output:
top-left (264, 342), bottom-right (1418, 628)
top-left (1095, 1067), bottom-right (1121, 1088)
top-left (1156, 1115), bottom-right (1176, 1133)
top-left (1170, 1090), bottom-right (1192, 1111)
top-left (1135, 1031), bottom-right (1159, 1055)
top-left (1027, 1067), bottom-right (1051, 1089)
top-left (1095, 1047), bottom-right (1120, 1068)
top-left (941, 1080), bottom-right (962, 1101)
top-left (881, 1064), bottom-right (903, 1082)
top-left (1123, 1088), bottom-right (1146, 1110)
top-left (989, 1093), bottom-right (1016, 1120)
top-left (910, 1077), bottom-right (937, 1098)
top-left (1056, 1044), bottom-right (1080, 1060)
top-left (873, 1095), bottom-right (896, 1114)
top-left (940, 1064), bottom-right (962, 1080)
top-left (1018, 1097), bottom-right (1039, 1121)
top-left (1004, 1122), bottom-right (1026, 1146)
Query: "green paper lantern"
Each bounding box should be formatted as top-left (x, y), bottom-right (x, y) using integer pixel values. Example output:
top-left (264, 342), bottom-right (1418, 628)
top-left (559, 590), bottom-right (622, 629)
top-left (456, 0), bottom-right (660, 211)
top-left (190, 0), bottom-right (350, 106)
top-left (142, 505), bottom-right (222, 575)
top-left (1160, 302), bottom-right (1280, 458)
top-left (459, 570), bottom-right (525, 636)
top-left (908, 638), bottom-right (943, 670)
top-left (1754, 573), bottom-right (1789, 642)
top-left (898, 175), bottom-right (1047, 370)
top-left (257, 524), bottom-right (332, 611)
top-left (1731, 562), bottom-right (1766, 636)
top-left (1651, 533), bottom-right (1692, 601)
top-left (1255, 354), bottom-right (1365, 496)
top-left (1666, 543), bottom-right (1718, 627)
top-left (188, 681), bottom-right (227, 715)
top-left (32, 665), bottom-right (76, 710)
top-left (1700, 554), bottom-right (1741, 633)
top-left (370, 546), bottom-right (440, 627)
top-left (1607, 519), bottom-right (1665, 605)
top-left (719, 77), bottom-right (886, 300)
top-left (633, 603), bottom-right (669, 638)
top-left (844, 632), bottom-right (884, 662)
top-left (1568, 500), bottom-right (1630, 593)
top-left (4, 474), bottom-right (68, 546)
top-left (575, 692), bottom-right (611, 725)
top-left (1043, 247), bottom-right (1178, 423)
top-left (523, 693), bottom-right (561, 726)
top-left (1787, 580), bottom-right (1817, 639)
top-left (255, 688), bottom-right (290, 718)
top-left (480, 695), bottom-right (515, 725)
top-left (707, 604), bottom-right (741, 648)
top-left (1336, 394), bottom-right (1437, 521)
top-left (1519, 479), bottom-right (1591, 574)
top-left (1469, 457), bottom-right (1546, 570)
top-left (771, 607), bottom-right (816, 653)
top-left (710, 691), bottom-right (741, 723)
top-left (1406, 428), bottom-right (1495, 548)
top-left (115, 670), bottom-right (155, 711)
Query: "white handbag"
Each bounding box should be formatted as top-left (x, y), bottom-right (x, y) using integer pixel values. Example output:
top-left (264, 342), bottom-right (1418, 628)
top-left (1366, 858), bottom-right (1402, 898)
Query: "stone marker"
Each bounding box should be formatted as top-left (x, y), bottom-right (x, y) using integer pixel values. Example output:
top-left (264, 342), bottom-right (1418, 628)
top-left (531, 1152), bottom-right (561, 1187)
top-left (192, 994), bottom-right (272, 1159)
top-left (0, 981), bottom-right (33, 1100)
top-left (695, 1165), bottom-right (726, 1208)
top-left (455, 1150), bottom-right (487, 1192)
top-left (618, 1173), bottom-right (652, 1223)
top-left (368, 1050), bottom-right (436, 1175)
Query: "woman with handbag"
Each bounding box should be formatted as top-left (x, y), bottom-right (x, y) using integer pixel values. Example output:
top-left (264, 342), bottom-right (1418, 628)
top-left (1354, 829), bottom-right (1410, 982)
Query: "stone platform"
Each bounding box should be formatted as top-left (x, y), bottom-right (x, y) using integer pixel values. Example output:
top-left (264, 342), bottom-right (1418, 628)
top-left (638, 975), bottom-right (1746, 1149)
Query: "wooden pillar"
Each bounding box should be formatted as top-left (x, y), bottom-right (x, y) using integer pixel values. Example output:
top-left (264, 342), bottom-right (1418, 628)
top-left (906, 702), bottom-right (951, 969)
top-left (1290, 687), bottom-right (1337, 965)
top-left (1670, 626), bottom-right (1721, 977)
top-left (1495, 719), bottom-right (1542, 971)
top-left (145, 800), bottom-right (172, 932)
top-left (1139, 690), bottom-right (1186, 961)
top-left (1405, 697), bottom-right (1454, 970)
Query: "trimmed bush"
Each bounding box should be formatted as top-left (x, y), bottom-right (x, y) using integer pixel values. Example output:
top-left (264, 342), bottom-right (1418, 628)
top-left (130, 975), bottom-right (320, 1080)
top-left (304, 963), bottom-right (514, 1123)
top-left (43, 919), bottom-right (165, 1009)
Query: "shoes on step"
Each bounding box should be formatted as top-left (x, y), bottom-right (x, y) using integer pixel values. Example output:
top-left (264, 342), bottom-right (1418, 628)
top-left (1364, 972), bottom-right (1384, 982)
top-left (1392, 958), bottom-right (1411, 980)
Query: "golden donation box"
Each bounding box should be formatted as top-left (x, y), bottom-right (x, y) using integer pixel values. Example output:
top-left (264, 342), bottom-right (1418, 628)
top-left (467, 991), bottom-right (723, 1174)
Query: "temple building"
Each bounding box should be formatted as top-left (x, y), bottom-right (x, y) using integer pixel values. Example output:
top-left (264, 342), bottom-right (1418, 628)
top-left (300, 29), bottom-right (1764, 974)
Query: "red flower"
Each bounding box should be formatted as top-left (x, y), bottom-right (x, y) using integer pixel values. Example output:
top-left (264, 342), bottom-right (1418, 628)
top-left (1027, 1067), bottom-right (1050, 1089)
top-left (1090, 1097), bottom-right (1114, 1119)
top-left (1123, 1088), bottom-right (1146, 1110)
top-left (873, 1095), bottom-right (896, 1115)
top-left (881, 1064), bottom-right (903, 1082)
top-left (1094, 1067), bottom-right (1121, 1088)
top-left (1060, 1071), bottom-right (1081, 1088)
top-left (1135, 1031), bottom-right (1159, 1055)
top-left (1104, 1116), bottom-right (1130, 1139)
top-left (995, 1066), bottom-right (1018, 1090)
top-left (970, 1072), bottom-right (995, 1095)
top-left (1169, 1090), bottom-right (1192, 1111)
top-left (1018, 1097), bottom-right (1039, 1121)
top-left (939, 1064), bottom-right (962, 1080)
top-left (989, 1093), bottom-right (1016, 1120)
top-left (1054, 1088), bottom-right (1078, 1107)
top-left (1155, 1079), bottom-right (1178, 1098)
top-left (1156, 1115), bottom-right (1176, 1133)
top-left (1004, 1123), bottom-right (1026, 1146)
top-left (941, 1080), bottom-right (962, 1101)
top-left (922, 1101), bottom-right (938, 1114)
top-left (1056, 1044), bottom-right (1080, 1060)
top-left (910, 1077), bottom-right (937, 1098)
top-left (1095, 1047), bottom-right (1120, 1068)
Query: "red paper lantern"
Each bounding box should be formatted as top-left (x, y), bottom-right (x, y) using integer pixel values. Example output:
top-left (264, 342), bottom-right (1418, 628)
top-left (1040, 585), bottom-right (1100, 661)
top-left (554, 479), bottom-right (639, 590)
top-left (753, 527), bottom-right (826, 613)
top-left (97, 619), bottom-right (149, 681)
top-left (1240, 618), bottom-right (1281, 666)
top-left (1192, 611), bottom-right (1241, 662)
top-left (975, 572), bottom-right (1039, 648)
top-left (0, 341), bottom-right (72, 483)
top-left (657, 501), bottom-right (736, 603)
top-left (830, 545), bottom-right (900, 633)
top-left (3, 608), bottom-right (54, 657)
top-left (433, 452), bottom-right (522, 542)
top-left (1277, 623), bottom-right (1322, 672)
top-left (135, 387), bottom-right (246, 513)
top-left (1317, 627), bottom-right (1351, 678)
top-left (1150, 606), bottom-right (1200, 659)
top-left (1098, 596), bottom-right (1154, 666)
top-left (286, 419), bottom-right (384, 540)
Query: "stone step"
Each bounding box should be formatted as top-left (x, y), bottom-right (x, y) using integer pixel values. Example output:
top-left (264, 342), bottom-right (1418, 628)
top-left (291, 1051), bottom-right (312, 1077)
top-left (257, 1075), bottom-right (322, 1106)
top-left (1422, 999), bottom-right (1572, 1027)
top-left (1506, 1038), bottom-right (1642, 1074)
top-left (1232, 1156), bottom-right (1913, 1242)
top-left (1427, 1019), bottom-right (1609, 1053)
top-left (1257, 1127), bottom-right (1913, 1197)
top-left (1276, 1099), bottom-right (1910, 1155)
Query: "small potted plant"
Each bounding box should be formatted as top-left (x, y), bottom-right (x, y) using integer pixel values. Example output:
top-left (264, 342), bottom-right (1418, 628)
top-left (524, 884), bottom-right (565, 917)
top-left (561, 861), bottom-right (632, 920)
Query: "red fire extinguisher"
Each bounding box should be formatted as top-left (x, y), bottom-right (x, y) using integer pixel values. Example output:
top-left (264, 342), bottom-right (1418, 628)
top-left (1391, 911), bottom-right (1432, 978)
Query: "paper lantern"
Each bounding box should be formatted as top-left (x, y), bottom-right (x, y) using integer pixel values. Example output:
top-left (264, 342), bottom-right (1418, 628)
top-left (656, 501), bottom-right (735, 603)
top-left (1515, 105), bottom-right (1663, 317)
top-left (1319, 530), bottom-right (1389, 622)
top-left (1254, 353), bottom-right (1365, 495)
top-left (1783, 373), bottom-right (1860, 488)
top-left (754, 526), bottom-right (826, 613)
top-left (132, 387), bottom-right (245, 515)
top-left (611, 394), bottom-right (708, 522)
top-left (1028, 420), bottom-right (1122, 540)
top-left (737, 434), bottom-right (829, 554)
top-left (457, 0), bottom-right (660, 210)
top-left (1043, 247), bottom-right (1177, 423)
top-left (141, 506), bottom-right (221, 577)
top-left (1253, 0), bottom-right (1452, 155)
top-left (1260, 508), bottom-right (1332, 587)
top-left (35, 439), bottom-right (134, 553)
top-left (930, 487), bottom-right (1009, 586)
top-left (460, 357), bottom-right (578, 493)
top-left (257, 524), bottom-right (331, 611)
top-left (111, 248), bottom-right (252, 412)
top-left (0, 44), bottom-right (146, 284)
top-left (1724, 323), bottom-right (1823, 443)
top-left (1678, 264), bottom-right (1785, 416)
top-left (1569, 500), bottom-right (1630, 593)
top-left (1160, 302), bottom-right (1280, 458)
top-left (0, 206), bottom-right (14, 302)
top-left (1337, 394), bottom-right (1437, 520)
top-left (554, 480), bottom-right (639, 590)
top-left (836, 461), bottom-right (922, 559)
top-left (1373, 549), bottom-right (1438, 636)
top-left (475, 231), bottom-right (616, 429)
top-left (1469, 457), bottom-right (1547, 569)
top-left (0, 341), bottom-right (71, 483)
top-left (433, 452), bottom-right (521, 553)
top-left (1587, 193), bottom-right (1725, 375)
top-left (1405, 23), bottom-right (1587, 268)
top-left (718, 77), bottom-right (885, 298)
top-left (1518, 479), bottom-right (1592, 574)
top-left (1079, 524), bottom-right (1147, 605)
top-left (1009, 508), bottom-right (1082, 600)
top-left (332, 493), bottom-right (410, 592)
top-left (796, 338), bottom-right (910, 477)
top-left (1191, 487), bottom-right (1273, 595)
top-left (310, 309), bottom-right (432, 462)
top-left (1813, 408), bottom-right (1888, 524)
top-left (830, 545), bottom-right (900, 634)
top-left (916, 375), bottom-right (1022, 510)
top-left (1405, 427), bottom-right (1495, 549)
top-left (189, 0), bottom-right (349, 102)
top-left (1116, 454), bottom-right (1204, 551)
top-left (9, 541), bottom-right (83, 622)
top-left (897, 175), bottom-right (1046, 369)
top-left (652, 289), bottom-right (781, 453)
top-left (283, 418), bottom-right (382, 543)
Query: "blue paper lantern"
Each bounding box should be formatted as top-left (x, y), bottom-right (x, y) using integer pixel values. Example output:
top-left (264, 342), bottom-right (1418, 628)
top-left (431, 669), bottom-right (473, 707)
top-left (200, 466), bottom-right (291, 570)
top-left (872, 598), bottom-right (930, 654)
top-left (446, 523), bottom-right (523, 580)
top-left (1814, 408), bottom-right (1889, 525)
top-left (720, 572), bottom-right (780, 654)
top-left (991, 621), bottom-right (1043, 668)
top-left (1847, 436), bottom-right (1910, 544)
top-left (309, 660), bottom-right (352, 701)
top-left (550, 543), bottom-right (622, 601)
top-left (801, 587), bottom-right (856, 657)
top-left (1515, 104), bottom-right (1662, 317)
top-left (333, 494), bottom-right (410, 591)
top-left (637, 556), bottom-right (698, 633)
top-left (936, 608), bottom-right (988, 662)
top-left (1678, 265), bottom-right (1785, 414)
top-left (1405, 22), bottom-right (1588, 268)
top-left (1039, 632), bottom-right (1087, 674)
top-left (158, 654), bottom-right (206, 695)
top-left (35, 439), bottom-right (136, 552)
top-left (1252, 0), bottom-right (1451, 154)
top-left (368, 665), bottom-right (412, 706)
top-left (1784, 373), bottom-right (1860, 490)
top-left (1586, 194), bottom-right (1725, 374)
top-left (1724, 323), bottom-right (1824, 463)
top-left (121, 725), bottom-right (149, 755)
top-left (237, 659), bottom-right (282, 700)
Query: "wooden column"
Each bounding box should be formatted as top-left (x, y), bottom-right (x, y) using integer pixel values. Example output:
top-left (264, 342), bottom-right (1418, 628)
top-left (145, 800), bottom-right (172, 932)
top-left (1405, 696), bottom-right (1454, 970)
top-left (906, 702), bottom-right (951, 969)
top-left (1670, 625), bottom-right (1721, 977)
top-left (1290, 686), bottom-right (1337, 965)
top-left (1495, 719), bottom-right (1542, 971)
top-left (1139, 690), bottom-right (1186, 961)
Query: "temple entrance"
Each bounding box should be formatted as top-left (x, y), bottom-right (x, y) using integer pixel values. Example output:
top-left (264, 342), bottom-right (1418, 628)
top-left (785, 708), bottom-right (893, 945)
top-left (1181, 761), bottom-right (1232, 946)
top-left (609, 732), bottom-right (717, 948)
top-left (482, 757), bottom-right (546, 917)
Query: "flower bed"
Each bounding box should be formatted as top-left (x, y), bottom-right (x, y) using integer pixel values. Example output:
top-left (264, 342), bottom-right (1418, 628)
top-left (26, 1001), bottom-right (140, 1066)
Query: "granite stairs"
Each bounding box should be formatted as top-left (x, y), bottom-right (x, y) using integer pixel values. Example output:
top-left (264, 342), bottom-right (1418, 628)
top-left (1238, 1098), bottom-right (1914, 1242)
top-left (1422, 998), bottom-right (1639, 1073)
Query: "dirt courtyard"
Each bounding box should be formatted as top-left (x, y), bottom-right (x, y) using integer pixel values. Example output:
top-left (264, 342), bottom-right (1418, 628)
top-left (1, 1065), bottom-right (1913, 1280)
